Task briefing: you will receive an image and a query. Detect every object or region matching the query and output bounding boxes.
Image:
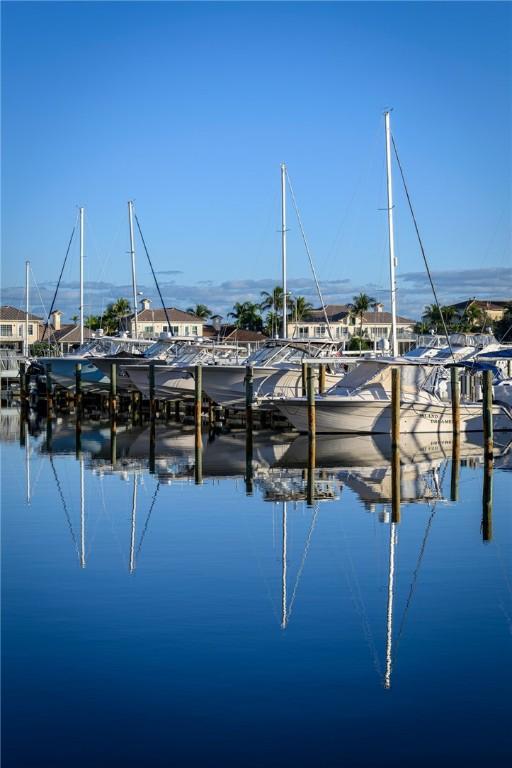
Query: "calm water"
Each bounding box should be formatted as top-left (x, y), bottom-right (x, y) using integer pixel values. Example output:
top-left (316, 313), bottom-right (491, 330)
top-left (2, 413), bottom-right (511, 767)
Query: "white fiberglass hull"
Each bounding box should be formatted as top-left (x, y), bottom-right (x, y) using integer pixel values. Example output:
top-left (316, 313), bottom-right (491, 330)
top-left (275, 397), bottom-right (512, 434)
top-left (126, 365), bottom-right (195, 400)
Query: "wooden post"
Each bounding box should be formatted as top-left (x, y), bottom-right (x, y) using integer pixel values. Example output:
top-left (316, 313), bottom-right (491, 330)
top-left (46, 362), bottom-right (53, 417)
top-left (110, 421), bottom-right (117, 466)
top-left (110, 362), bottom-right (117, 419)
top-left (194, 365), bottom-right (202, 439)
top-left (450, 433), bottom-right (460, 503)
top-left (245, 423), bottom-right (253, 495)
top-left (149, 363), bottom-right (156, 420)
top-left (149, 417), bottom-right (156, 474)
top-left (19, 361), bottom-right (26, 409)
top-left (391, 367), bottom-right (400, 447)
top-left (245, 365), bottom-right (254, 433)
top-left (451, 367), bottom-right (460, 435)
top-left (482, 369), bottom-right (493, 459)
top-left (482, 459), bottom-right (493, 542)
top-left (194, 419), bottom-right (203, 485)
top-left (307, 365), bottom-right (316, 439)
top-left (318, 363), bottom-right (326, 394)
top-left (307, 433), bottom-right (316, 506)
top-left (301, 361), bottom-right (307, 397)
top-left (175, 400), bottom-right (181, 421)
top-left (391, 444), bottom-right (401, 523)
top-left (208, 399), bottom-right (214, 428)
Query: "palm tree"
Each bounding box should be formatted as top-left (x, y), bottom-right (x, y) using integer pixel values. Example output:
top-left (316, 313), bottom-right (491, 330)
top-left (228, 301), bottom-right (263, 331)
top-left (187, 304), bottom-right (212, 320)
top-left (102, 297), bottom-right (132, 334)
top-left (350, 292), bottom-right (376, 351)
top-left (260, 286), bottom-right (284, 313)
top-left (289, 295), bottom-right (313, 322)
top-left (71, 314), bottom-right (79, 323)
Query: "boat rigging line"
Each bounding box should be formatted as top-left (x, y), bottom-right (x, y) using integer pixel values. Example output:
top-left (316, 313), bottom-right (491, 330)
top-left (41, 217), bottom-right (78, 344)
top-left (390, 134), bottom-right (455, 363)
top-left (133, 211), bottom-right (174, 336)
top-left (285, 169), bottom-right (335, 342)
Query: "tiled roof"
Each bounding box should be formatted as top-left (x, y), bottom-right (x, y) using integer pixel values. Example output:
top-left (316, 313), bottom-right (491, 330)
top-left (304, 305), bottom-right (351, 322)
top-left (0, 305), bottom-right (43, 321)
top-left (361, 311), bottom-right (415, 324)
top-left (51, 324), bottom-right (94, 343)
top-left (448, 299), bottom-right (511, 312)
top-left (132, 307), bottom-right (205, 323)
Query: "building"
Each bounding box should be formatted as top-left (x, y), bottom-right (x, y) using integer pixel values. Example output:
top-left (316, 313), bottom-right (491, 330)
top-left (203, 323), bottom-right (267, 346)
top-left (446, 299), bottom-right (511, 324)
top-left (48, 310), bottom-right (94, 353)
top-left (128, 298), bottom-right (205, 339)
top-left (0, 305), bottom-right (45, 351)
top-left (287, 303), bottom-right (416, 350)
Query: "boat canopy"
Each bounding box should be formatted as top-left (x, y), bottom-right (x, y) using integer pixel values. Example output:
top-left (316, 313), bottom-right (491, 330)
top-left (327, 360), bottom-right (435, 397)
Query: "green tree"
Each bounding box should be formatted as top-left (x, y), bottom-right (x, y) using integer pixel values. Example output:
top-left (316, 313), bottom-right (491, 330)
top-left (228, 301), bottom-right (263, 331)
top-left (187, 304), bottom-right (212, 320)
top-left (350, 292), bottom-right (376, 352)
top-left (260, 286), bottom-right (285, 313)
top-left (289, 295), bottom-right (313, 322)
top-left (495, 303), bottom-right (512, 341)
top-left (101, 298), bottom-right (132, 334)
top-left (85, 314), bottom-right (101, 330)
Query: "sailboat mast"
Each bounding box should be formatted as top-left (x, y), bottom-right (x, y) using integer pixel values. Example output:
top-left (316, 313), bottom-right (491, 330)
top-left (129, 475), bottom-right (137, 573)
top-left (128, 201), bottom-right (139, 339)
top-left (384, 111), bottom-right (398, 357)
top-left (25, 260), bottom-right (30, 357)
top-left (281, 501), bottom-right (288, 629)
top-left (281, 163), bottom-right (288, 340)
top-left (79, 207), bottom-right (85, 345)
top-left (384, 520), bottom-right (397, 689)
top-left (80, 454), bottom-right (86, 568)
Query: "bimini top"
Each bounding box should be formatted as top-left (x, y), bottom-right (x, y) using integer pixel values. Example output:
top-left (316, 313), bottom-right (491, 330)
top-left (326, 359), bottom-right (436, 397)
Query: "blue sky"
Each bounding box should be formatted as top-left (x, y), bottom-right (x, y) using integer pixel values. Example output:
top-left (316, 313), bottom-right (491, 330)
top-left (1, 1), bottom-right (511, 321)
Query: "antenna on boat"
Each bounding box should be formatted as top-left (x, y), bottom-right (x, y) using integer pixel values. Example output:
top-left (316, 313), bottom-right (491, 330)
top-left (384, 111), bottom-right (398, 358)
top-left (128, 201), bottom-right (139, 339)
top-left (24, 261), bottom-right (30, 358)
top-left (281, 501), bottom-right (288, 629)
top-left (281, 163), bottom-right (288, 340)
top-left (79, 207), bottom-right (85, 346)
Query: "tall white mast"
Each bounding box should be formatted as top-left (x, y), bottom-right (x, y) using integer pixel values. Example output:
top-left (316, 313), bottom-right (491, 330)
top-left (25, 260), bottom-right (30, 357)
top-left (281, 501), bottom-right (288, 630)
top-left (80, 454), bottom-right (86, 568)
top-left (384, 520), bottom-right (397, 689)
top-left (280, 163), bottom-right (288, 339)
top-left (79, 207), bottom-right (85, 345)
top-left (384, 111), bottom-right (398, 357)
top-left (128, 201), bottom-right (139, 339)
top-left (129, 475), bottom-right (137, 574)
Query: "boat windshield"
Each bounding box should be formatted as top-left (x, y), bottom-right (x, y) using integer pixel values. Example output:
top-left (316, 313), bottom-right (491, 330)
top-left (247, 343), bottom-right (311, 367)
top-left (329, 361), bottom-right (434, 396)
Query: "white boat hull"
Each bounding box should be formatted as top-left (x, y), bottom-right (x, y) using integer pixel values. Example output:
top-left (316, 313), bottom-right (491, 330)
top-left (275, 397), bottom-right (512, 434)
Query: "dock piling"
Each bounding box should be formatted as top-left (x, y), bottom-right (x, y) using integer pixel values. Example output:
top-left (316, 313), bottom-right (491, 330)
top-left (391, 367), bottom-right (400, 448)
top-left (307, 365), bottom-right (316, 440)
top-left (318, 363), bottom-right (326, 395)
top-left (110, 363), bottom-right (118, 419)
top-left (482, 369), bottom-right (493, 459)
top-left (451, 367), bottom-right (460, 435)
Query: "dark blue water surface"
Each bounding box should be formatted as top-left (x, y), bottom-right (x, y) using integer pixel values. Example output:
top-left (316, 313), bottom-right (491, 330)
top-left (2, 415), bottom-right (511, 767)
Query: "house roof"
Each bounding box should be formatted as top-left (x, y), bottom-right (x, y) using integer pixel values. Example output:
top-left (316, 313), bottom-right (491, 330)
top-left (361, 311), bottom-right (416, 325)
top-left (203, 324), bottom-right (267, 342)
top-left (301, 305), bottom-right (415, 325)
top-left (0, 305), bottom-right (43, 322)
top-left (304, 305), bottom-right (351, 322)
top-left (132, 307), bottom-right (205, 324)
top-left (51, 324), bottom-right (94, 343)
top-left (448, 299), bottom-right (511, 313)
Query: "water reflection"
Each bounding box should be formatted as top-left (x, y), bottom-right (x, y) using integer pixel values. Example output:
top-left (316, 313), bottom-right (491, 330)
top-left (4, 411), bottom-right (512, 697)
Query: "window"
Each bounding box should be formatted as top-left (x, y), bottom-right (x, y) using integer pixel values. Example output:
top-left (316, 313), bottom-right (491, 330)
top-left (297, 326), bottom-right (309, 338)
top-left (315, 325), bottom-right (326, 337)
top-left (18, 324), bottom-right (33, 336)
top-left (144, 325), bottom-right (154, 333)
top-left (0, 324), bottom-right (12, 337)
top-left (162, 325), bottom-right (168, 333)
top-left (191, 325), bottom-right (198, 335)
top-left (172, 326), bottom-right (179, 335)
top-left (184, 326), bottom-right (190, 336)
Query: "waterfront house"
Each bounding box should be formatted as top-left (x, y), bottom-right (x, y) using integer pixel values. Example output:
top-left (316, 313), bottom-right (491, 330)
top-left (445, 299), bottom-right (511, 325)
top-left (0, 305), bottom-right (45, 351)
top-left (287, 303), bottom-right (416, 351)
top-left (128, 298), bottom-right (205, 339)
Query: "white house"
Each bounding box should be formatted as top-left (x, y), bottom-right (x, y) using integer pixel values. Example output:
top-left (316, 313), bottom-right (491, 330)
top-left (287, 304), bottom-right (416, 350)
top-left (128, 298), bottom-right (205, 339)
